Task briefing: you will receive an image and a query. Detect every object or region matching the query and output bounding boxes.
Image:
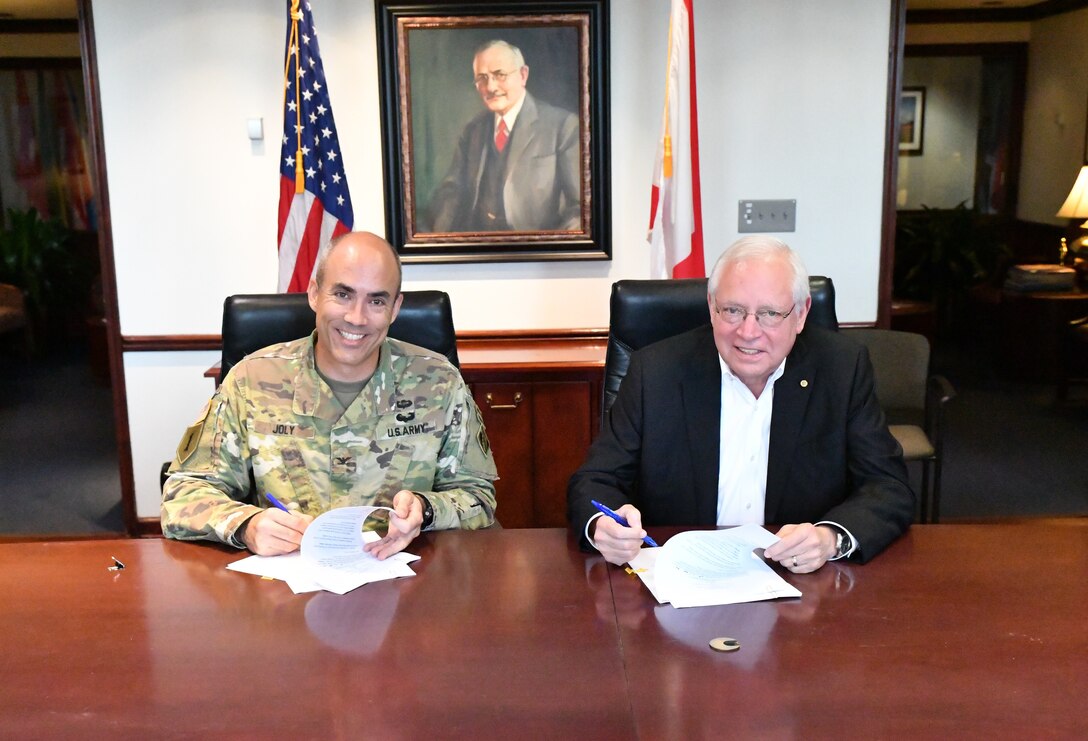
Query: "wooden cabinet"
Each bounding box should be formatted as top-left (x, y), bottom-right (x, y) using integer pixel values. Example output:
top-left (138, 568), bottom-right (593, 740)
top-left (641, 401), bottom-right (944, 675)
top-left (999, 288), bottom-right (1088, 382)
top-left (459, 335), bottom-right (605, 529)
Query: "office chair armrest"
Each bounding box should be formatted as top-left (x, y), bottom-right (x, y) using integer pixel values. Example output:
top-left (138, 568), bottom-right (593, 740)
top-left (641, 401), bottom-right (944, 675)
top-left (928, 374), bottom-right (956, 406)
top-left (925, 374), bottom-right (955, 448)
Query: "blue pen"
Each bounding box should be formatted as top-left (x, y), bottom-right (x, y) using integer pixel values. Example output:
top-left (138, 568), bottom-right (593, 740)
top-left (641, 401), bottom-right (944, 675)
top-left (265, 492), bottom-right (292, 513)
top-left (591, 500), bottom-right (658, 547)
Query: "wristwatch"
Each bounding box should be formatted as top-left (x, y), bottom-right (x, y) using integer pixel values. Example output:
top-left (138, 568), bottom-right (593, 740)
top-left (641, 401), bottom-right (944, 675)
top-left (833, 529), bottom-right (856, 559)
top-left (415, 493), bottom-right (435, 531)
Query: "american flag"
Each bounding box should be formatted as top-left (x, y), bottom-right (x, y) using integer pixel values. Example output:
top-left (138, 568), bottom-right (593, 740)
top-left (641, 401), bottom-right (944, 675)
top-left (277, 0), bottom-right (353, 293)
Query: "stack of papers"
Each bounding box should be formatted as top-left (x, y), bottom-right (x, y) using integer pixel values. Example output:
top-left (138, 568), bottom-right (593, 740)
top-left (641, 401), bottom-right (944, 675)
top-left (628, 524), bottom-right (801, 608)
top-left (227, 506), bottom-right (419, 594)
top-left (1004, 264), bottom-right (1076, 292)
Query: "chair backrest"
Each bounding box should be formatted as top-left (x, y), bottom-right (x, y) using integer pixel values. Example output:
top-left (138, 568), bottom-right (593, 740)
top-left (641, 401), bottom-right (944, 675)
top-left (842, 328), bottom-right (929, 423)
top-left (602, 276), bottom-right (838, 417)
top-left (220, 290), bottom-right (459, 379)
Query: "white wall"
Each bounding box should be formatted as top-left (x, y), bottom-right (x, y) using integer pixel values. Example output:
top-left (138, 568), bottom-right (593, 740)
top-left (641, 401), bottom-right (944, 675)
top-left (90, 0), bottom-right (893, 518)
top-left (1017, 7), bottom-right (1088, 225)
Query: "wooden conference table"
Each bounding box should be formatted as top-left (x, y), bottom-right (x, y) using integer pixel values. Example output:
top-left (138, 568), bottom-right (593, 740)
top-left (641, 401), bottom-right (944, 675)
top-left (2, 520), bottom-right (1085, 738)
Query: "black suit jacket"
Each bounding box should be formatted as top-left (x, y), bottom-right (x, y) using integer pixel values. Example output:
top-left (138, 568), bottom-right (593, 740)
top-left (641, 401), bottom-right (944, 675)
top-left (567, 325), bottom-right (914, 562)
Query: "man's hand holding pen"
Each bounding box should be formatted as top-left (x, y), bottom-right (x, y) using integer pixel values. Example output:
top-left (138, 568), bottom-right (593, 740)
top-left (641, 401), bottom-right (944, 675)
top-left (591, 503), bottom-right (650, 566)
top-left (240, 496), bottom-right (313, 556)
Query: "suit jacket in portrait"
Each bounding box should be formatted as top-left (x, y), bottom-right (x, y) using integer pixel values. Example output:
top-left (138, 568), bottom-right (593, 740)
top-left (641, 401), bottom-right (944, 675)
top-left (567, 325), bottom-right (915, 562)
top-left (428, 92), bottom-right (581, 232)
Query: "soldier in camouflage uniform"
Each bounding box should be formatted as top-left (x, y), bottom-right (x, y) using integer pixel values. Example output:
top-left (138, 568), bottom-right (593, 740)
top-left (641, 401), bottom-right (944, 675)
top-left (162, 232), bottom-right (497, 559)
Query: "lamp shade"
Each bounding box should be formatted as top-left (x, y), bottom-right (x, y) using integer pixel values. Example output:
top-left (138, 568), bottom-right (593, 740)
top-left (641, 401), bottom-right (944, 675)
top-left (1057, 165), bottom-right (1088, 219)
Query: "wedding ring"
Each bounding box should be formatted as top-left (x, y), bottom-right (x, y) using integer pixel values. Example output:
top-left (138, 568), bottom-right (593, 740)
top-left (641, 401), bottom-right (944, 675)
top-left (791, 556), bottom-right (799, 567)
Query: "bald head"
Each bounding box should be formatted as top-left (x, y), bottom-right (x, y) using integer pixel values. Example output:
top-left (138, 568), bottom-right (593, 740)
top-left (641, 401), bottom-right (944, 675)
top-left (314, 232), bottom-right (402, 295)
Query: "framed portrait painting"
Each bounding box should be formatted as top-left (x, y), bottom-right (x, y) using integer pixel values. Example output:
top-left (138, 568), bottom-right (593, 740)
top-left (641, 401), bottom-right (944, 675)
top-left (899, 87), bottom-right (925, 156)
top-left (375, 0), bottom-right (611, 263)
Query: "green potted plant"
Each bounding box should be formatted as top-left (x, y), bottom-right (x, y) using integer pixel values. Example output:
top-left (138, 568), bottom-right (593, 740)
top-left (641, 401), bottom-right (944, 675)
top-left (894, 202), bottom-right (1010, 337)
top-left (0, 207), bottom-right (92, 350)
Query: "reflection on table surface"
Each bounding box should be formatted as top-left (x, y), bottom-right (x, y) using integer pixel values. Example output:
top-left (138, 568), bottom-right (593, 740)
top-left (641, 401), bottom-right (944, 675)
top-left (615, 522), bottom-right (1088, 738)
top-left (1, 521), bottom-right (1085, 738)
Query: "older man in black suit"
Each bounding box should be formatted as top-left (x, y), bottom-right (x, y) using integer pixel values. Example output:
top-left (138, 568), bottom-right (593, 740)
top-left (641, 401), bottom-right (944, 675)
top-left (428, 39), bottom-right (581, 233)
top-left (568, 236), bottom-right (914, 572)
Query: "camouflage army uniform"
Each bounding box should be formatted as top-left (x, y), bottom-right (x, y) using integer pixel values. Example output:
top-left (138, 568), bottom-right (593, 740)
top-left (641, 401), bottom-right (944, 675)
top-left (162, 334), bottom-right (497, 547)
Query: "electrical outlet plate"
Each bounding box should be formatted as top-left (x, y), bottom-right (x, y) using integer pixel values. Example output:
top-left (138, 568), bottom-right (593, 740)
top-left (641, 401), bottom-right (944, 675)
top-left (738, 199), bottom-right (796, 233)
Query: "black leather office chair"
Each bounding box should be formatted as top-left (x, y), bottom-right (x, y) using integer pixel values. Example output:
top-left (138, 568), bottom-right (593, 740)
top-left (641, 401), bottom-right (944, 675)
top-left (601, 276), bottom-right (838, 418)
top-left (220, 290), bottom-right (459, 379)
top-left (162, 290), bottom-right (459, 490)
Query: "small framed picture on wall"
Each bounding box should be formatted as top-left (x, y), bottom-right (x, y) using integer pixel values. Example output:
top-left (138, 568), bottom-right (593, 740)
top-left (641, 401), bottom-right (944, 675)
top-left (899, 87), bottom-right (926, 156)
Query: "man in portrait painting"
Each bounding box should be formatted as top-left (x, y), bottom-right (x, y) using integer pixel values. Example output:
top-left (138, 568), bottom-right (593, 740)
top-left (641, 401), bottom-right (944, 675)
top-left (427, 39), bottom-right (582, 233)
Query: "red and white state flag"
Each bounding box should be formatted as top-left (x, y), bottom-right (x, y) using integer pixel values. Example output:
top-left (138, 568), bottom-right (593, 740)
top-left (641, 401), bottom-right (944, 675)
top-left (648, 0), bottom-right (704, 279)
top-left (277, 0), bottom-right (353, 293)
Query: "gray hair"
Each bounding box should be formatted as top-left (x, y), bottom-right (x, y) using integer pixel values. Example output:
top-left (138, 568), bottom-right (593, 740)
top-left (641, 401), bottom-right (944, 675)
top-left (473, 39), bottom-right (526, 70)
top-left (707, 236), bottom-right (810, 306)
top-left (313, 232), bottom-right (402, 295)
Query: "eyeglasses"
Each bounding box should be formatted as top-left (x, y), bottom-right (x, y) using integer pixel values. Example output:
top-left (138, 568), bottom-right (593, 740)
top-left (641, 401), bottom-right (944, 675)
top-left (713, 303), bottom-right (795, 328)
top-left (473, 69), bottom-right (517, 87)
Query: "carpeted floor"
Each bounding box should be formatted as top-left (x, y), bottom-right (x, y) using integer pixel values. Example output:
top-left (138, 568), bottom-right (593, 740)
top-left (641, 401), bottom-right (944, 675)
top-left (928, 337), bottom-right (1088, 521)
top-left (0, 346), bottom-right (124, 536)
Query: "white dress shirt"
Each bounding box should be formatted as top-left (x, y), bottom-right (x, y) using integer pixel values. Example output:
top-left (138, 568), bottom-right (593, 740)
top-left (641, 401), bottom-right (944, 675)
top-left (716, 356), bottom-right (856, 559)
top-left (716, 356), bottom-right (784, 525)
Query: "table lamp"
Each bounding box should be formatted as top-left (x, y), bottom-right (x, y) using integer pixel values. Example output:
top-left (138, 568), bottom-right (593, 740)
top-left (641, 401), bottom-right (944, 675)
top-left (1057, 164), bottom-right (1088, 253)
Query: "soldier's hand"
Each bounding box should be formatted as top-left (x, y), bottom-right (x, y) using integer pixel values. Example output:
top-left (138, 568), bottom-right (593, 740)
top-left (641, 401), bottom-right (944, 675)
top-left (364, 489), bottom-right (422, 561)
top-left (240, 508), bottom-right (313, 555)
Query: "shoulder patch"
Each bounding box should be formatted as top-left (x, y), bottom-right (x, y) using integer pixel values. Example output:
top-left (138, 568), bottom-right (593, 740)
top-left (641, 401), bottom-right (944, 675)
top-left (177, 400), bottom-right (211, 464)
top-left (474, 405), bottom-right (490, 454)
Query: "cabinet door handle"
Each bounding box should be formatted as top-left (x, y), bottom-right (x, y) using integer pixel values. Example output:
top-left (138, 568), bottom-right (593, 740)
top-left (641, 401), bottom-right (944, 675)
top-left (485, 392), bottom-right (523, 410)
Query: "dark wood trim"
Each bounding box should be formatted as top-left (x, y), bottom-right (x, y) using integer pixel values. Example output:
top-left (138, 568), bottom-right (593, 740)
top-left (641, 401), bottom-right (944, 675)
top-left (0, 57), bottom-right (81, 69)
top-left (136, 518), bottom-right (164, 538)
top-left (120, 328), bottom-right (611, 353)
top-left (0, 19), bottom-right (79, 34)
top-left (904, 42), bottom-right (1027, 58)
top-left (880, 0), bottom-right (907, 330)
top-left (457, 327), bottom-right (608, 341)
top-left (907, 0), bottom-right (1088, 24)
top-left (121, 334), bottom-right (222, 352)
top-left (0, 531), bottom-right (130, 544)
top-left (1082, 92), bottom-right (1088, 164)
top-left (78, 0), bottom-right (138, 537)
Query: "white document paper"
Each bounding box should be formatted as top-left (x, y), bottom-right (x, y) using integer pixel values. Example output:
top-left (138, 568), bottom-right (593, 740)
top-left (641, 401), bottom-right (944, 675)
top-left (628, 524), bottom-right (801, 608)
top-left (226, 506), bottom-right (420, 595)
